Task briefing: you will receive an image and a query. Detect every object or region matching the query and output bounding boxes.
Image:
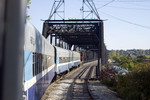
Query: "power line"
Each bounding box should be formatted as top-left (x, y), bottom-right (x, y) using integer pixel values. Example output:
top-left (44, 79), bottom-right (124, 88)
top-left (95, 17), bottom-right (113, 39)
top-left (96, 0), bottom-right (150, 10)
top-left (99, 11), bottom-right (150, 29)
top-left (97, 0), bottom-right (115, 9)
top-left (106, 5), bottom-right (150, 11)
top-left (115, 0), bottom-right (150, 2)
top-left (91, 0), bottom-right (101, 19)
top-left (95, 0), bottom-right (150, 2)
top-left (85, 0), bottom-right (100, 19)
top-left (126, 2), bottom-right (150, 8)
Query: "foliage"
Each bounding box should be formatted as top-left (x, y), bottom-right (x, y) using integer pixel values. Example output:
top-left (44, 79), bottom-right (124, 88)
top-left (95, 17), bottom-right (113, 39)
top-left (27, 0), bottom-right (31, 9)
top-left (109, 54), bottom-right (149, 71)
top-left (100, 62), bottom-right (150, 100)
top-left (26, 0), bottom-right (31, 19)
top-left (100, 68), bottom-right (118, 88)
top-left (116, 63), bottom-right (150, 100)
top-left (108, 49), bottom-right (150, 57)
top-left (118, 56), bottom-right (135, 70)
top-left (137, 55), bottom-right (147, 63)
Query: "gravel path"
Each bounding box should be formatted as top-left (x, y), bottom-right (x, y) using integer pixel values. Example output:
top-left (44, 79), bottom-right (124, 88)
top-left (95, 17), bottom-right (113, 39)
top-left (89, 81), bottom-right (121, 100)
top-left (41, 79), bottom-right (73, 100)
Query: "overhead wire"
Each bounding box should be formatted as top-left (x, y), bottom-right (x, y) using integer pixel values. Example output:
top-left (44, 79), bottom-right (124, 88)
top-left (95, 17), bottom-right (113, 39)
top-left (91, 0), bottom-right (100, 19)
top-left (85, 0), bottom-right (99, 19)
top-left (83, 2), bottom-right (95, 19)
top-left (95, 0), bottom-right (150, 2)
top-left (95, 0), bottom-right (150, 29)
top-left (85, 0), bottom-right (100, 19)
top-left (114, 0), bottom-right (150, 2)
top-left (99, 11), bottom-right (150, 29)
top-left (97, 0), bottom-right (115, 9)
top-left (124, 2), bottom-right (150, 8)
top-left (105, 5), bottom-right (150, 11)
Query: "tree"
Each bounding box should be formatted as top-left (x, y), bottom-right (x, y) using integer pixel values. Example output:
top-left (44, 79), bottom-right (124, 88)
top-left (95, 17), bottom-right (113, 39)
top-left (27, 0), bottom-right (31, 9)
top-left (137, 55), bottom-right (147, 63)
top-left (118, 56), bottom-right (134, 70)
top-left (27, 0), bottom-right (31, 19)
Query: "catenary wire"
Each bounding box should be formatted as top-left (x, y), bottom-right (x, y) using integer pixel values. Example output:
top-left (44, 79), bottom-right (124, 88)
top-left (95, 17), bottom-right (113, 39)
top-left (99, 10), bottom-right (150, 29)
top-left (105, 5), bottom-right (150, 11)
top-left (97, 0), bottom-right (115, 9)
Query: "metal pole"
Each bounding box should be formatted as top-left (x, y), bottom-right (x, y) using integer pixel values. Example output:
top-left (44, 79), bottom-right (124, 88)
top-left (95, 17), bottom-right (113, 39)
top-left (96, 44), bottom-right (100, 78)
top-left (96, 21), bottom-right (102, 78)
top-left (0, 0), bottom-right (26, 100)
top-left (55, 37), bottom-right (57, 46)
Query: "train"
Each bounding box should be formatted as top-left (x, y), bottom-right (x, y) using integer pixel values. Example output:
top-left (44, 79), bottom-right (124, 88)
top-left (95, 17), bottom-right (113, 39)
top-left (23, 21), bottom-right (80, 100)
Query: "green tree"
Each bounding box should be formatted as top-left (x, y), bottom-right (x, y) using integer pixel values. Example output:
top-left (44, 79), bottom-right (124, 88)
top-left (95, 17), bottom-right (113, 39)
top-left (27, 0), bottom-right (31, 9)
top-left (118, 56), bottom-right (134, 70)
top-left (137, 55), bottom-right (147, 63)
top-left (27, 0), bottom-right (31, 19)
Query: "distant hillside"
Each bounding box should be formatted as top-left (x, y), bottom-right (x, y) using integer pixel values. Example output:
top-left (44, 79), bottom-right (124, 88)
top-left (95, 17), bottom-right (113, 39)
top-left (108, 49), bottom-right (150, 57)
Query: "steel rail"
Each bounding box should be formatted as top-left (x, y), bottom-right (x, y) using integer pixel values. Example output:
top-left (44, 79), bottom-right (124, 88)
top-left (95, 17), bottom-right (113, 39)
top-left (69, 64), bottom-right (94, 100)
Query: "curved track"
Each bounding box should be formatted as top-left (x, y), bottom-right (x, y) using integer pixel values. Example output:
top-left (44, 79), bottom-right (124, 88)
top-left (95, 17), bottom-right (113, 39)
top-left (41, 61), bottom-right (98, 100)
top-left (67, 63), bottom-right (96, 100)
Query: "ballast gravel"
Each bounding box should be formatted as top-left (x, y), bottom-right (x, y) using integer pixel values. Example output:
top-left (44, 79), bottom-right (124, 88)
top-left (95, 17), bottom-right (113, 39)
top-left (42, 61), bottom-right (122, 100)
top-left (41, 79), bottom-right (73, 100)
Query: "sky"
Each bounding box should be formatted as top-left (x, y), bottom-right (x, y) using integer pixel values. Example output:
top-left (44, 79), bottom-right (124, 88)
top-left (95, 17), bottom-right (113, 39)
top-left (27, 0), bottom-right (150, 50)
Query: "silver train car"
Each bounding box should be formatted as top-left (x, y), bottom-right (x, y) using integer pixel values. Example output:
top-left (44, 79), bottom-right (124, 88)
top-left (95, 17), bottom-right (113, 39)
top-left (23, 21), bottom-right (80, 100)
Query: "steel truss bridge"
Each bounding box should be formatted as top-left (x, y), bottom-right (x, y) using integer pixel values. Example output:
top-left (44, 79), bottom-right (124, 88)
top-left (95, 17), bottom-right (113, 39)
top-left (42, 0), bottom-right (107, 76)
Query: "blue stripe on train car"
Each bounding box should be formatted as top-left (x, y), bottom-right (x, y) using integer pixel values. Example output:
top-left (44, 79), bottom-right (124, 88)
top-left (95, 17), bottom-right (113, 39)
top-left (24, 50), bottom-right (33, 81)
top-left (57, 63), bottom-right (69, 74)
top-left (25, 67), bottom-right (55, 100)
top-left (68, 63), bottom-right (72, 69)
top-left (73, 61), bottom-right (80, 67)
top-left (57, 57), bottom-right (59, 64)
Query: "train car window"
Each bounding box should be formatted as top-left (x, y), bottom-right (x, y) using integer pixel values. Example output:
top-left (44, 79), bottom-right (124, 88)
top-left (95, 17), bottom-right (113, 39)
top-left (37, 54), bottom-right (40, 74)
top-left (45, 55), bottom-right (48, 69)
top-left (33, 53), bottom-right (35, 76)
top-left (38, 54), bottom-right (40, 74)
top-left (43, 55), bottom-right (45, 70)
top-left (35, 53), bottom-right (37, 75)
top-left (33, 53), bottom-right (54, 76)
top-left (39, 54), bottom-right (42, 73)
top-left (59, 57), bottom-right (70, 63)
top-left (42, 55), bottom-right (44, 71)
top-left (47, 56), bottom-right (50, 68)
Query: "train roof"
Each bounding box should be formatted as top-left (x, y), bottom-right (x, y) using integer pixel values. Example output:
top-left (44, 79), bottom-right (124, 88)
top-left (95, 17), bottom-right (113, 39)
top-left (24, 20), bottom-right (54, 56)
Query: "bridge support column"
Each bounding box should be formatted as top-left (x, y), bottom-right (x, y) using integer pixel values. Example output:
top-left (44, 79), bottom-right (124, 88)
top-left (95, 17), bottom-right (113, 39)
top-left (96, 21), bottom-right (103, 79)
top-left (96, 44), bottom-right (100, 79)
top-left (55, 37), bottom-right (57, 46)
top-left (50, 35), bottom-right (52, 44)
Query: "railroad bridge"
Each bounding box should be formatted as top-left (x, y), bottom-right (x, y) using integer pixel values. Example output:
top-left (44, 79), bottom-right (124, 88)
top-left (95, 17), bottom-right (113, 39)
top-left (42, 0), bottom-right (107, 75)
top-left (0, 0), bottom-right (108, 100)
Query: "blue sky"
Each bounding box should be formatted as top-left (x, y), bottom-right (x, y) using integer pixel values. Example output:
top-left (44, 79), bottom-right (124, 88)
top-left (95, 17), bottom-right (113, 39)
top-left (27, 0), bottom-right (150, 50)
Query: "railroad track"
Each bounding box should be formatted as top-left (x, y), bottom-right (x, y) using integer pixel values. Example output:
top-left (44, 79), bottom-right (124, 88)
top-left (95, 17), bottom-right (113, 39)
top-left (67, 64), bottom-right (98, 100)
top-left (42, 61), bottom-right (99, 100)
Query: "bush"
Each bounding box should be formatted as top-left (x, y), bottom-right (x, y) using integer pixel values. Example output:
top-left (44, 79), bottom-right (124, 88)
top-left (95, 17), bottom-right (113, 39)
top-left (100, 68), bottom-right (118, 88)
top-left (117, 63), bottom-right (150, 100)
top-left (100, 63), bottom-right (150, 100)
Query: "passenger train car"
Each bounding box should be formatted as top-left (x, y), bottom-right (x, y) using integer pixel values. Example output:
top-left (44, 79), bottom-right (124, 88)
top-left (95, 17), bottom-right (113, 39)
top-left (23, 21), bottom-right (80, 100)
top-left (72, 51), bottom-right (80, 67)
top-left (55, 46), bottom-right (73, 74)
